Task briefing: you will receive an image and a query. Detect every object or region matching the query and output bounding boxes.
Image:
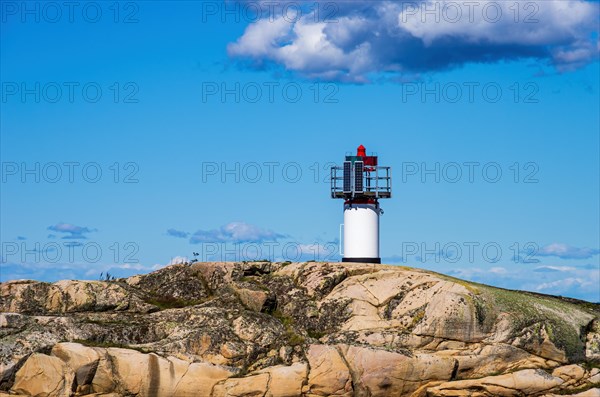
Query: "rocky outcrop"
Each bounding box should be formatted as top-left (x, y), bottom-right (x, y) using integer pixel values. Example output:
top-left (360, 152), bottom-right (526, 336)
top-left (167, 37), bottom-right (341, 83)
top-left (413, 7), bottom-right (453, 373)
top-left (425, 366), bottom-right (600, 397)
top-left (1, 261), bottom-right (599, 396)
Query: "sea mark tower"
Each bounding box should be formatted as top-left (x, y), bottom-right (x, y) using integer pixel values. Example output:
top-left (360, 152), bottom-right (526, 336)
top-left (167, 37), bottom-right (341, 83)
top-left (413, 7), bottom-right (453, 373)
top-left (331, 145), bottom-right (392, 264)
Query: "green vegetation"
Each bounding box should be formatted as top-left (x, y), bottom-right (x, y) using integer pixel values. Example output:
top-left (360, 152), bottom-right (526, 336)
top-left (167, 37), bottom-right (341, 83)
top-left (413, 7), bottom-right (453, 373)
top-left (237, 276), bottom-right (270, 292)
top-left (286, 331), bottom-right (305, 346)
top-left (272, 309), bottom-right (294, 328)
top-left (553, 383), bottom-right (600, 395)
top-left (581, 360), bottom-right (600, 371)
top-left (145, 296), bottom-right (205, 310)
top-left (436, 269), bottom-right (599, 362)
top-left (439, 274), bottom-right (482, 295)
top-left (307, 329), bottom-right (326, 339)
top-left (480, 285), bottom-right (594, 361)
top-left (472, 296), bottom-right (487, 326)
top-left (411, 308), bottom-right (425, 327)
top-left (463, 293), bottom-right (496, 332)
top-left (272, 309), bottom-right (305, 346)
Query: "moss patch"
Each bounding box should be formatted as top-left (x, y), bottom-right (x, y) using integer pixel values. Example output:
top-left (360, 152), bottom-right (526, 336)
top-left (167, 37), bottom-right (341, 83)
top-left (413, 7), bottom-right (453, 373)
top-left (479, 285), bottom-right (596, 361)
top-left (145, 296), bottom-right (206, 310)
top-left (272, 309), bottom-right (305, 346)
top-left (553, 383), bottom-right (600, 395)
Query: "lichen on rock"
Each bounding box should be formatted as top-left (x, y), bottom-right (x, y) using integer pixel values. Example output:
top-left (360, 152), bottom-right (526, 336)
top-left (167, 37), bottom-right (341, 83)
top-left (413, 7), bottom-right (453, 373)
top-left (0, 261), bottom-right (598, 397)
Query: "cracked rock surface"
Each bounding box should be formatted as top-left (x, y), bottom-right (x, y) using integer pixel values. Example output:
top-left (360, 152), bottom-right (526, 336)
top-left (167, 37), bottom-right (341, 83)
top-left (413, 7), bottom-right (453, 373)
top-left (0, 261), bottom-right (599, 396)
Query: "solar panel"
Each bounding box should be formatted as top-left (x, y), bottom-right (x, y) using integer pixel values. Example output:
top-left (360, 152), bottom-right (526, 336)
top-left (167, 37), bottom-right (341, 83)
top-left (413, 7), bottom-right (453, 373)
top-left (354, 161), bottom-right (364, 193)
top-left (343, 161), bottom-right (352, 193)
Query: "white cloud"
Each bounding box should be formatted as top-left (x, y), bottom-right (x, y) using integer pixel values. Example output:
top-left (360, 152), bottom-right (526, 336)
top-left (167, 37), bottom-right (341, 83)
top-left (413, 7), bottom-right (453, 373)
top-left (167, 256), bottom-right (189, 265)
top-left (47, 222), bottom-right (96, 239)
top-left (228, 16), bottom-right (292, 57)
top-left (190, 222), bottom-right (286, 244)
top-left (535, 277), bottom-right (591, 292)
top-left (228, 0), bottom-right (599, 82)
top-left (534, 265), bottom-right (577, 272)
top-left (166, 229), bottom-right (189, 239)
top-left (536, 243), bottom-right (600, 259)
top-left (399, 1), bottom-right (596, 46)
top-left (289, 243), bottom-right (340, 262)
top-left (0, 260), bottom-right (160, 283)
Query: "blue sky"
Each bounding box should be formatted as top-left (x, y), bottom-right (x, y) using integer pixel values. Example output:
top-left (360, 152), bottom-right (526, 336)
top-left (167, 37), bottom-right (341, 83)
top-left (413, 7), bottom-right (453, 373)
top-left (1, 1), bottom-right (599, 302)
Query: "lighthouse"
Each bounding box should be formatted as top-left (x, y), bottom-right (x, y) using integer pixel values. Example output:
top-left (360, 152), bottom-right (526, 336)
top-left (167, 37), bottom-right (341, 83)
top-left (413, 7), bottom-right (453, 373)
top-left (331, 145), bottom-right (392, 263)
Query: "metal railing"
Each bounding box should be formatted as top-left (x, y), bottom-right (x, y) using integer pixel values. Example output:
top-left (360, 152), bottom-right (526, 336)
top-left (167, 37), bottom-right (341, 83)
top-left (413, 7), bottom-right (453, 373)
top-left (331, 165), bottom-right (391, 199)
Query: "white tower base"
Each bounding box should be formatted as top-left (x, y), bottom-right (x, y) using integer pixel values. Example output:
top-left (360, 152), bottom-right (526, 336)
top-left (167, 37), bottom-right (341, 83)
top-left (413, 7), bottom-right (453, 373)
top-left (342, 203), bottom-right (381, 263)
